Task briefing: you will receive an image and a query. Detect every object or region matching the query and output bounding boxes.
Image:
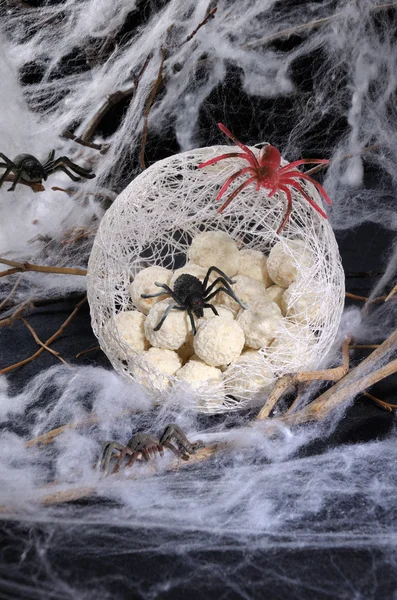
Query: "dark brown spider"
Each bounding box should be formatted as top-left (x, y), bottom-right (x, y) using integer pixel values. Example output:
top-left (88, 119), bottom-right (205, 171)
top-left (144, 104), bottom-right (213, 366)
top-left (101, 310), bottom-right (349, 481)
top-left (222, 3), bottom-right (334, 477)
top-left (0, 150), bottom-right (95, 191)
top-left (141, 265), bottom-right (247, 335)
top-left (98, 424), bottom-right (203, 476)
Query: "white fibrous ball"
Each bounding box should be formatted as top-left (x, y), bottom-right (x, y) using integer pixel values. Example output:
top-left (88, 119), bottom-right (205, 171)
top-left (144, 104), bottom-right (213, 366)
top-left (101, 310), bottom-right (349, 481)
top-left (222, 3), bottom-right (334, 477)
top-left (113, 310), bottom-right (150, 353)
top-left (203, 305), bottom-right (235, 320)
top-left (134, 347), bottom-right (182, 390)
top-left (129, 266), bottom-right (172, 314)
top-left (236, 298), bottom-right (283, 349)
top-left (281, 282), bottom-right (322, 324)
top-left (193, 318), bottom-right (245, 367)
top-left (170, 262), bottom-right (208, 287)
top-left (267, 321), bottom-right (316, 371)
top-left (264, 285), bottom-right (285, 313)
top-left (144, 300), bottom-right (190, 350)
top-left (267, 240), bottom-right (313, 288)
top-left (176, 359), bottom-right (223, 390)
top-left (216, 274), bottom-right (267, 312)
top-left (224, 350), bottom-right (274, 398)
top-left (187, 231), bottom-right (239, 278)
top-left (237, 248), bottom-right (272, 287)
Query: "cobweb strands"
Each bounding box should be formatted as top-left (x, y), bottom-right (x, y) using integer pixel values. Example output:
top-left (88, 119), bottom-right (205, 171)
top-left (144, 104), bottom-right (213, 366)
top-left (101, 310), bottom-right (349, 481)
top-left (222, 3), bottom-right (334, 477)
top-left (88, 145), bottom-right (345, 413)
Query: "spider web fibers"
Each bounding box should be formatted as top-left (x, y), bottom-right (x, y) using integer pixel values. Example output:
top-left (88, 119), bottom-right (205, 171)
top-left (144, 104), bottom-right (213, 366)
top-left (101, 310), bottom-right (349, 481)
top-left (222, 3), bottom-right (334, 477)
top-left (88, 145), bottom-right (344, 413)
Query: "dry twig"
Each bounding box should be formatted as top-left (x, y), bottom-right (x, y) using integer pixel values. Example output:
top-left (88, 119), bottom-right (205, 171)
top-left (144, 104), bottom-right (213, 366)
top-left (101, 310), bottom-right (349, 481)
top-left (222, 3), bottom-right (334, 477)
top-left (20, 317), bottom-right (68, 365)
top-left (0, 297), bottom-right (87, 375)
top-left (244, 3), bottom-right (397, 49)
top-left (61, 131), bottom-right (110, 154)
top-left (0, 257), bottom-right (87, 277)
top-left (180, 7), bottom-right (217, 46)
top-left (2, 175), bottom-right (45, 193)
top-left (81, 54), bottom-right (152, 143)
top-left (75, 345), bottom-right (101, 358)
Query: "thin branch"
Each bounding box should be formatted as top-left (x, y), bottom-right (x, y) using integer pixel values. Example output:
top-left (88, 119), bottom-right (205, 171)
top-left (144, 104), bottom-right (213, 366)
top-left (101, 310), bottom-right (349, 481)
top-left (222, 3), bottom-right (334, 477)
top-left (0, 258), bottom-right (87, 277)
top-left (349, 344), bottom-right (380, 350)
top-left (345, 271), bottom-right (383, 278)
top-left (0, 268), bottom-right (20, 279)
top-left (363, 391), bottom-right (397, 412)
top-left (244, 3), bottom-right (397, 49)
top-left (385, 284), bottom-right (397, 301)
top-left (345, 291), bottom-right (386, 303)
top-left (20, 317), bottom-right (68, 365)
top-left (179, 7), bottom-right (217, 46)
top-left (0, 302), bottom-right (31, 329)
top-left (2, 175), bottom-right (45, 193)
top-left (81, 54), bottom-right (152, 143)
top-left (140, 47), bottom-right (168, 170)
top-left (61, 131), bottom-right (110, 155)
top-left (0, 274), bottom-right (22, 310)
top-left (305, 144), bottom-right (380, 177)
top-left (0, 297), bottom-right (87, 375)
top-left (76, 345), bottom-right (101, 358)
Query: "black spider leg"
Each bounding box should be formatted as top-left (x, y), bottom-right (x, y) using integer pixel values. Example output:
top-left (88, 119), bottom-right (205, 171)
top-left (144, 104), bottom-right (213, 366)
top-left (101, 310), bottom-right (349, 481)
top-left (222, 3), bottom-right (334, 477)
top-left (0, 154), bottom-right (16, 188)
top-left (42, 149), bottom-right (56, 168)
top-left (8, 169), bottom-right (24, 192)
top-left (202, 266), bottom-right (235, 290)
top-left (159, 424), bottom-right (203, 459)
top-left (46, 156), bottom-right (95, 178)
top-left (203, 276), bottom-right (236, 297)
top-left (154, 303), bottom-right (182, 331)
top-left (205, 284), bottom-right (248, 309)
top-left (185, 307), bottom-right (197, 335)
top-left (203, 303), bottom-right (219, 316)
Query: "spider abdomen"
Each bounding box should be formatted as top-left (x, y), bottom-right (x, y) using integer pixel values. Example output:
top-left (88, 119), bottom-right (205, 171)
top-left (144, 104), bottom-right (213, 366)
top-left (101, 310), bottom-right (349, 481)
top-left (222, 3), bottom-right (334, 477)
top-left (13, 154), bottom-right (46, 182)
top-left (173, 273), bottom-right (204, 303)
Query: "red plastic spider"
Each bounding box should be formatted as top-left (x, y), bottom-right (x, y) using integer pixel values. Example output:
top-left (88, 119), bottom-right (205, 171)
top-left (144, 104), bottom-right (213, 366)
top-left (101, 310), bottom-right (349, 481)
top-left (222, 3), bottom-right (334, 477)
top-left (198, 123), bottom-right (332, 234)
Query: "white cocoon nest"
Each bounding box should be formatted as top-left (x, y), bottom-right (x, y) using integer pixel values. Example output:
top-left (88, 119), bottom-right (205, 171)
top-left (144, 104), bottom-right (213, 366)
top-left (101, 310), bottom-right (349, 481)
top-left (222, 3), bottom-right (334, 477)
top-left (129, 266), bottom-right (172, 314)
top-left (237, 298), bottom-right (283, 349)
top-left (144, 300), bottom-right (190, 350)
top-left (88, 145), bottom-right (345, 412)
top-left (267, 239), bottom-right (313, 288)
top-left (193, 317), bottom-right (245, 367)
top-left (236, 248), bottom-right (272, 287)
top-left (187, 231), bottom-right (239, 278)
top-left (112, 310), bottom-right (150, 354)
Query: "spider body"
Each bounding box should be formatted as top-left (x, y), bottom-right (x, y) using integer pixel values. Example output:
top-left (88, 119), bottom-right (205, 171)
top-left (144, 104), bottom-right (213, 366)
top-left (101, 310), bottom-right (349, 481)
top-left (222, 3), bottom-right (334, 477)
top-left (198, 123), bottom-right (331, 234)
top-left (0, 150), bottom-right (95, 191)
top-left (141, 266), bottom-right (247, 335)
top-left (98, 424), bottom-right (203, 476)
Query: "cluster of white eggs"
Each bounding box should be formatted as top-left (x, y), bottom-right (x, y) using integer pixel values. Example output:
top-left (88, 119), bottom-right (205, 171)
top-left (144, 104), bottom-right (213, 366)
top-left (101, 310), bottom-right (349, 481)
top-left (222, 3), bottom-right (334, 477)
top-left (111, 231), bottom-right (321, 397)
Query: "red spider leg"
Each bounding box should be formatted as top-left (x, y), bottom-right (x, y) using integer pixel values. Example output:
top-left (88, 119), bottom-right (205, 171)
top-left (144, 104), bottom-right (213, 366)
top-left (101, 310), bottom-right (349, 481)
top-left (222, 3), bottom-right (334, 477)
top-left (198, 152), bottom-right (254, 169)
top-left (276, 184), bottom-right (293, 234)
top-left (282, 178), bottom-right (328, 218)
top-left (124, 452), bottom-right (140, 469)
top-left (215, 166), bottom-right (255, 201)
top-left (279, 159), bottom-right (329, 173)
top-left (218, 176), bottom-right (258, 213)
top-left (282, 170), bottom-right (332, 206)
top-left (217, 123), bottom-right (260, 168)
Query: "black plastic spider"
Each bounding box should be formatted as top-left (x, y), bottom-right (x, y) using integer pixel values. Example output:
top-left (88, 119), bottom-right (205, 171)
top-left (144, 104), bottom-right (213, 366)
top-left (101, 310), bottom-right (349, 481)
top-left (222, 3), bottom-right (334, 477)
top-left (141, 266), bottom-right (247, 335)
top-left (0, 150), bottom-right (95, 191)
